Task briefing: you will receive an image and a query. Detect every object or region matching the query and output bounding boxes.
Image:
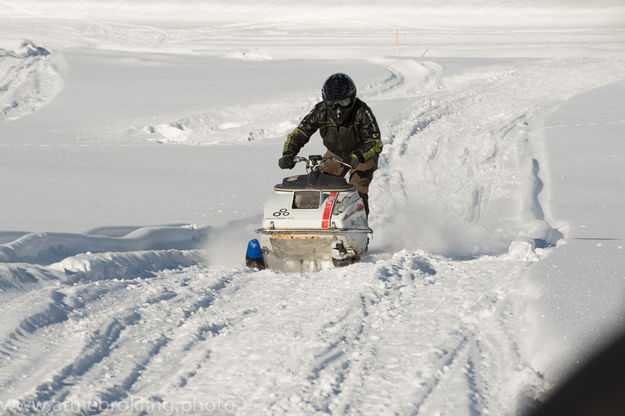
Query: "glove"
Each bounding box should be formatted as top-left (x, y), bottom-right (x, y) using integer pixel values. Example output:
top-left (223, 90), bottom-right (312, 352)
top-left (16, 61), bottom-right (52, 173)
top-left (278, 153), bottom-right (296, 169)
top-left (347, 150), bottom-right (364, 169)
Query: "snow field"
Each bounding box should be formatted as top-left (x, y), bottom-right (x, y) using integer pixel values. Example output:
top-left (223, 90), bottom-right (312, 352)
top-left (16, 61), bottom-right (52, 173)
top-left (524, 79), bottom-right (625, 381)
top-left (1, 6), bottom-right (625, 414)
top-left (2, 1), bottom-right (624, 30)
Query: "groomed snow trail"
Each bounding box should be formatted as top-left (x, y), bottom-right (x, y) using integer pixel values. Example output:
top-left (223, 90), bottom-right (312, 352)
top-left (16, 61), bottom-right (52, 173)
top-left (0, 249), bottom-right (542, 415)
top-left (1, 56), bottom-right (625, 415)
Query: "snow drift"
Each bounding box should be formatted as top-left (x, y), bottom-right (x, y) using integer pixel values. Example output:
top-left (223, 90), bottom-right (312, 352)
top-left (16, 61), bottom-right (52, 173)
top-left (0, 41), bottom-right (63, 121)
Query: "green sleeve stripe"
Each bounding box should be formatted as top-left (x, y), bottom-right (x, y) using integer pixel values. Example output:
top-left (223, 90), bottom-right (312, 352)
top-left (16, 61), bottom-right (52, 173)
top-left (283, 128), bottom-right (308, 154)
top-left (283, 133), bottom-right (292, 154)
top-left (283, 129), bottom-right (296, 154)
top-left (362, 139), bottom-right (383, 160)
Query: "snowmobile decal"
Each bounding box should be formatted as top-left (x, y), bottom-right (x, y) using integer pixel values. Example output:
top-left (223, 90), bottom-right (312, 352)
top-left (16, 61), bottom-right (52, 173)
top-left (273, 208), bottom-right (290, 217)
top-left (321, 192), bottom-right (338, 229)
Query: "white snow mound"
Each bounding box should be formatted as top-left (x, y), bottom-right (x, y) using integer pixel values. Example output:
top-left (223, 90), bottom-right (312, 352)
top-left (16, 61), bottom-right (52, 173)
top-left (0, 41), bottom-right (64, 121)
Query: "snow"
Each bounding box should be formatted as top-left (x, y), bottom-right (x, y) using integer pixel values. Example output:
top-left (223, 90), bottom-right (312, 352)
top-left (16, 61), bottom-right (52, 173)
top-left (0, 41), bottom-right (64, 121)
top-left (526, 80), bottom-right (625, 381)
top-left (1, 1), bottom-right (625, 414)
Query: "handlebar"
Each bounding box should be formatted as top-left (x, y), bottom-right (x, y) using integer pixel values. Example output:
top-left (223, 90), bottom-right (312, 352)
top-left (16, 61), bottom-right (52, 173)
top-left (294, 155), bottom-right (352, 172)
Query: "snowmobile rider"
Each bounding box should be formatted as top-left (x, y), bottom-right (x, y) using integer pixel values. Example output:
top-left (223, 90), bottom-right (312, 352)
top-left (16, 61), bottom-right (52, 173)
top-left (278, 73), bottom-right (383, 215)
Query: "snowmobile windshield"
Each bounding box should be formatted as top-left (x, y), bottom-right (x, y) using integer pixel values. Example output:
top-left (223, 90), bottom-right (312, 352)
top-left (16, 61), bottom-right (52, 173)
top-left (292, 191), bottom-right (321, 209)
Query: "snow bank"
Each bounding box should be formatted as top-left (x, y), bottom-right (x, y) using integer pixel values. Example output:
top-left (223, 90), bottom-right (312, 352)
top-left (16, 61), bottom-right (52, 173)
top-left (0, 225), bottom-right (207, 265)
top-left (135, 100), bottom-right (311, 145)
top-left (0, 41), bottom-right (64, 120)
top-left (369, 57), bottom-right (625, 259)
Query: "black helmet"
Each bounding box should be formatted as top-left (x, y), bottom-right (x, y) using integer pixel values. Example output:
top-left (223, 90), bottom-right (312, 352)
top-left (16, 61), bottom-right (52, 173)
top-left (322, 73), bottom-right (357, 103)
top-left (322, 73), bottom-right (357, 124)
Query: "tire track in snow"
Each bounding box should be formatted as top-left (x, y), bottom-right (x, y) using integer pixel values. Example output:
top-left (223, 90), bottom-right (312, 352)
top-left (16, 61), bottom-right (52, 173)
top-left (112, 268), bottom-right (254, 408)
top-left (139, 250), bottom-right (540, 415)
top-left (120, 266), bottom-right (389, 414)
top-left (362, 59), bottom-right (443, 100)
top-left (0, 290), bottom-right (71, 360)
top-left (410, 334), bottom-right (471, 415)
top-left (0, 243), bottom-right (540, 415)
top-left (270, 254), bottom-right (439, 414)
top-left (31, 312), bottom-right (141, 407)
top-left (0, 226), bottom-right (220, 413)
top-left (406, 332), bottom-right (507, 416)
top-left (0, 281), bottom-right (141, 367)
top-left (0, 223), bottom-right (234, 412)
top-left (300, 302), bottom-right (369, 414)
top-left (0, 249), bottom-right (204, 360)
top-left (201, 238), bottom-right (531, 415)
top-left (54, 270), bottom-right (235, 414)
top-left (91, 335), bottom-right (170, 416)
top-left (2, 267), bottom-right (238, 415)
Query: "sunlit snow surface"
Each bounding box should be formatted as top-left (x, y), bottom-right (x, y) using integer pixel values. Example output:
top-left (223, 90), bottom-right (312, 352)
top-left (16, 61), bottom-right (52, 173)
top-left (1, 1), bottom-right (625, 415)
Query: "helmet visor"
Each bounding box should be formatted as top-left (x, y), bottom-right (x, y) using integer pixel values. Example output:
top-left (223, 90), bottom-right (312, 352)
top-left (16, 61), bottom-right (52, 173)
top-left (326, 98), bottom-right (352, 108)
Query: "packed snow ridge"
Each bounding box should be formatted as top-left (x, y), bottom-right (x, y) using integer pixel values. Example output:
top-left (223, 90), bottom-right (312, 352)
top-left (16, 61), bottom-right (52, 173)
top-left (0, 41), bottom-right (63, 121)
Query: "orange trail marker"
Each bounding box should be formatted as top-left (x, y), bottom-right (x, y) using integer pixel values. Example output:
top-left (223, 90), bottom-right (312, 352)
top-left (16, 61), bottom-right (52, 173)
top-left (395, 28), bottom-right (399, 55)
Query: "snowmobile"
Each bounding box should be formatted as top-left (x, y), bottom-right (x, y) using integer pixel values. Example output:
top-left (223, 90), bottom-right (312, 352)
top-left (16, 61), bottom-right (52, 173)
top-left (246, 155), bottom-right (372, 272)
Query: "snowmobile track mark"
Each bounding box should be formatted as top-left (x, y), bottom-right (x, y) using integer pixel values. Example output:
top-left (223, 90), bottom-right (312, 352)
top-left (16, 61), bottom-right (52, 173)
top-left (0, 290), bottom-right (70, 363)
top-left (23, 312), bottom-right (142, 408)
top-left (0, 279), bottom-right (147, 367)
top-left (113, 270), bottom-right (241, 399)
top-left (180, 273), bottom-right (234, 321)
top-left (465, 339), bottom-right (490, 416)
top-left (409, 335), bottom-right (470, 416)
top-left (93, 335), bottom-right (169, 415)
top-left (299, 290), bottom-right (376, 413)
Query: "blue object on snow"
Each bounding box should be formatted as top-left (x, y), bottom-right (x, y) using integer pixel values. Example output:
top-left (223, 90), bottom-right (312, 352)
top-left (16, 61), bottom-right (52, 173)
top-left (246, 239), bottom-right (263, 259)
top-left (245, 239), bottom-right (265, 270)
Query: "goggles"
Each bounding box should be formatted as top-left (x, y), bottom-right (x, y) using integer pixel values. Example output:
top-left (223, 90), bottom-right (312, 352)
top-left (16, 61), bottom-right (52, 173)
top-left (326, 98), bottom-right (352, 108)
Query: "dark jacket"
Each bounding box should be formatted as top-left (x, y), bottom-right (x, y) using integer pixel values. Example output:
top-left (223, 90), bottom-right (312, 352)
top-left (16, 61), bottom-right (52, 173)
top-left (283, 98), bottom-right (383, 161)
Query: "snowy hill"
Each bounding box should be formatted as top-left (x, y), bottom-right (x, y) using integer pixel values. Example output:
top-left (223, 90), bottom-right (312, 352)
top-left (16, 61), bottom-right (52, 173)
top-left (1, 1), bottom-right (625, 415)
